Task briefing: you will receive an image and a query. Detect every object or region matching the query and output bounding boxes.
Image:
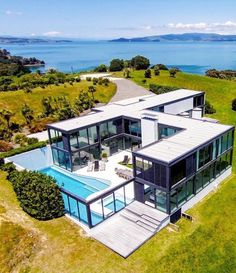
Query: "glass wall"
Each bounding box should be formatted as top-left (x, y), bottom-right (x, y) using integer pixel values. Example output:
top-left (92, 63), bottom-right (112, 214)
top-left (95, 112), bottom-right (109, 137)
top-left (170, 159), bottom-right (186, 186)
top-left (49, 128), bottom-right (64, 149)
top-left (52, 148), bottom-right (71, 170)
top-left (124, 119), bottom-right (141, 138)
top-left (158, 125), bottom-right (181, 139)
top-left (170, 149), bottom-right (232, 213)
top-left (135, 156), bottom-right (167, 189)
top-left (193, 94), bottom-right (204, 108)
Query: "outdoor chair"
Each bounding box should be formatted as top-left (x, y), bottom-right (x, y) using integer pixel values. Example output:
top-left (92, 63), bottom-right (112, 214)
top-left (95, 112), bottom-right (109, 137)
top-left (94, 160), bottom-right (100, 171)
top-left (121, 155), bottom-right (130, 165)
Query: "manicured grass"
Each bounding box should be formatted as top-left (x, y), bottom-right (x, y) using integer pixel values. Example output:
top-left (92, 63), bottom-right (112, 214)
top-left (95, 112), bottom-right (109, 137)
top-left (0, 170), bottom-right (236, 273)
top-left (0, 81), bottom-right (116, 123)
top-left (1, 71), bottom-right (236, 272)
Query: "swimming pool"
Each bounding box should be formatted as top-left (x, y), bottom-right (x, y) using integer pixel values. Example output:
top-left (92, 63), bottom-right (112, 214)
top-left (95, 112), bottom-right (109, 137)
top-left (40, 166), bottom-right (110, 199)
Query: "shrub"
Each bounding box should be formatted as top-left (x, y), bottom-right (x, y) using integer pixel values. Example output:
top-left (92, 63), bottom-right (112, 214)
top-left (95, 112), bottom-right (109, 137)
top-left (169, 68), bottom-right (178, 78)
top-left (13, 133), bottom-right (27, 145)
top-left (94, 64), bottom-right (107, 72)
top-left (0, 141), bottom-right (47, 160)
top-left (205, 100), bottom-right (216, 114)
top-left (27, 137), bottom-right (39, 145)
top-left (0, 140), bottom-right (13, 152)
top-left (142, 79), bottom-right (147, 84)
top-left (131, 55), bottom-right (150, 70)
top-left (232, 98), bottom-right (236, 111)
top-left (109, 59), bottom-right (124, 72)
top-left (8, 170), bottom-right (65, 220)
top-left (144, 69), bottom-right (151, 78)
top-left (149, 84), bottom-right (178, 94)
top-left (92, 77), bottom-right (98, 85)
top-left (154, 66), bottom-right (160, 76)
top-left (102, 78), bottom-right (110, 86)
top-left (86, 77), bottom-right (91, 81)
top-left (0, 162), bottom-right (16, 179)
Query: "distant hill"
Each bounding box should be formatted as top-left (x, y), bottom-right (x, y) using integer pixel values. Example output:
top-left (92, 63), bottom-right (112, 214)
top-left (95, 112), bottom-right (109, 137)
top-left (110, 33), bottom-right (236, 42)
top-left (0, 37), bottom-right (72, 44)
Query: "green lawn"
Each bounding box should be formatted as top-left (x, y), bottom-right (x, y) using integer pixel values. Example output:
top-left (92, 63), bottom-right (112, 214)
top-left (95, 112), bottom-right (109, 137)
top-left (1, 71), bottom-right (236, 273)
top-left (0, 81), bottom-right (116, 123)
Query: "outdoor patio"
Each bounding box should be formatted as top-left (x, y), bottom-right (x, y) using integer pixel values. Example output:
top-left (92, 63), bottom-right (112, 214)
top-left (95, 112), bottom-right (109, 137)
top-left (75, 150), bottom-right (133, 188)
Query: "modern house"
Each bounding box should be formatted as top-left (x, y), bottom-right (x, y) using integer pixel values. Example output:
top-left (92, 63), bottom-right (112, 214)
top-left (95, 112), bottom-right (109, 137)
top-left (46, 89), bottom-right (234, 225)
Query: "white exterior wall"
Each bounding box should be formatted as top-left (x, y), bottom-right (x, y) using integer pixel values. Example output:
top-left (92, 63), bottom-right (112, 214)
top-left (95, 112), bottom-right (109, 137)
top-left (164, 98), bottom-right (193, 115)
top-left (182, 167), bottom-right (232, 213)
top-left (141, 116), bottom-right (158, 147)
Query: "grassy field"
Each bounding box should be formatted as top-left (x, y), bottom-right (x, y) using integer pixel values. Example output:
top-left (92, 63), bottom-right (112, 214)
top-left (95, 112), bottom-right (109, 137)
top-left (0, 81), bottom-right (116, 123)
top-left (1, 71), bottom-right (236, 273)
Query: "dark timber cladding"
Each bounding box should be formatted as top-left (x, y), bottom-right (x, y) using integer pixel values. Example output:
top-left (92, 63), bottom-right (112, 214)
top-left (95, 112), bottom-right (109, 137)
top-left (133, 127), bottom-right (234, 215)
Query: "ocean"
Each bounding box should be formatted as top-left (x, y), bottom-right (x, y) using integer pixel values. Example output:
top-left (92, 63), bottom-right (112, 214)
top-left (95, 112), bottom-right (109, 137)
top-left (1, 40), bottom-right (236, 74)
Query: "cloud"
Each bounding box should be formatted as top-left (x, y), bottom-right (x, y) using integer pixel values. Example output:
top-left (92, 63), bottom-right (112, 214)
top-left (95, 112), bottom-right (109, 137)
top-left (167, 21), bottom-right (236, 33)
top-left (43, 31), bottom-right (61, 37)
top-left (5, 10), bottom-right (22, 16)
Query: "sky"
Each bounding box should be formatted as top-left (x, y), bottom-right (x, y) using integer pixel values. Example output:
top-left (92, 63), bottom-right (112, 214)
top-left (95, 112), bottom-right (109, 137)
top-left (1, 0), bottom-right (236, 39)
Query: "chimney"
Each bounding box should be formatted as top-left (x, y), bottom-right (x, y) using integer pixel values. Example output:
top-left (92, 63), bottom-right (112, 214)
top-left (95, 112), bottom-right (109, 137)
top-left (141, 112), bottom-right (159, 147)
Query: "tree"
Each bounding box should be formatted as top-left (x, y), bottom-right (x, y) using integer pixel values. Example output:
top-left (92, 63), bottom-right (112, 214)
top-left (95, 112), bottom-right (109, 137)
top-left (54, 96), bottom-right (75, 121)
top-left (169, 68), bottom-right (178, 78)
top-left (88, 86), bottom-right (96, 101)
top-left (0, 109), bottom-right (14, 128)
top-left (232, 98), bottom-right (236, 111)
top-left (131, 55), bottom-right (150, 70)
top-left (123, 68), bottom-right (131, 78)
top-left (154, 65), bottom-right (160, 76)
top-left (144, 69), bottom-right (152, 78)
top-left (73, 91), bottom-right (93, 114)
top-left (95, 64), bottom-right (107, 72)
top-left (109, 59), bottom-right (124, 72)
top-left (21, 104), bottom-right (34, 125)
top-left (155, 64), bottom-right (169, 70)
top-left (41, 96), bottom-right (54, 117)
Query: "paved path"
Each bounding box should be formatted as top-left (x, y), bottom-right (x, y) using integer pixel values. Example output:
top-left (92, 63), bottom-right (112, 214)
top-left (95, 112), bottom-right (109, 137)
top-left (80, 73), bottom-right (152, 102)
top-left (109, 78), bottom-right (152, 102)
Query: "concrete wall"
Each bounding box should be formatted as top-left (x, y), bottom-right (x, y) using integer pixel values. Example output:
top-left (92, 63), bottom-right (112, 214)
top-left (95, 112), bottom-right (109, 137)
top-left (5, 145), bottom-right (52, 171)
top-left (164, 98), bottom-right (193, 115)
top-left (182, 167), bottom-right (232, 213)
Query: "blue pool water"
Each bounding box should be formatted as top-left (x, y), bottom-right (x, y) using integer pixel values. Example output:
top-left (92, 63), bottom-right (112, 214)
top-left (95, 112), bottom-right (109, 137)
top-left (40, 166), bottom-right (126, 226)
top-left (40, 166), bottom-right (109, 199)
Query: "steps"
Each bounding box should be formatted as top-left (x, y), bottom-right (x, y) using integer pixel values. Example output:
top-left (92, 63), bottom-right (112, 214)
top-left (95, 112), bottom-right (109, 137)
top-left (120, 208), bottom-right (161, 233)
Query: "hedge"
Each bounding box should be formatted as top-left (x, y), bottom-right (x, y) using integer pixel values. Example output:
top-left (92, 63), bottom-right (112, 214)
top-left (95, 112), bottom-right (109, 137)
top-left (149, 84), bottom-right (178, 94)
top-left (0, 141), bottom-right (47, 159)
top-left (0, 163), bottom-right (65, 220)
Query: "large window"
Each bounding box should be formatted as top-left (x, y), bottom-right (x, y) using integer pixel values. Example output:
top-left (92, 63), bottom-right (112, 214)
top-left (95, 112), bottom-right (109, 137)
top-left (158, 125), bottom-right (181, 139)
top-left (194, 95), bottom-right (204, 108)
top-left (49, 129), bottom-right (64, 149)
top-left (52, 148), bottom-right (71, 170)
top-left (100, 118), bottom-right (122, 141)
top-left (170, 159), bottom-right (186, 187)
top-left (124, 119), bottom-right (141, 138)
top-left (135, 157), bottom-right (167, 188)
top-left (198, 143), bottom-right (213, 169)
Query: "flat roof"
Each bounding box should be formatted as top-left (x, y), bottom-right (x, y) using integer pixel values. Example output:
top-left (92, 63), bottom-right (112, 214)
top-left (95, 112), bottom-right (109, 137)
top-left (135, 111), bottom-right (233, 164)
top-left (49, 89), bottom-right (203, 132)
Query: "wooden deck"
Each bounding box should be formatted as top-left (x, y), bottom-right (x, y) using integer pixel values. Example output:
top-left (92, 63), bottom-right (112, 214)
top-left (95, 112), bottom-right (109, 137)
top-left (90, 201), bottom-right (169, 258)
